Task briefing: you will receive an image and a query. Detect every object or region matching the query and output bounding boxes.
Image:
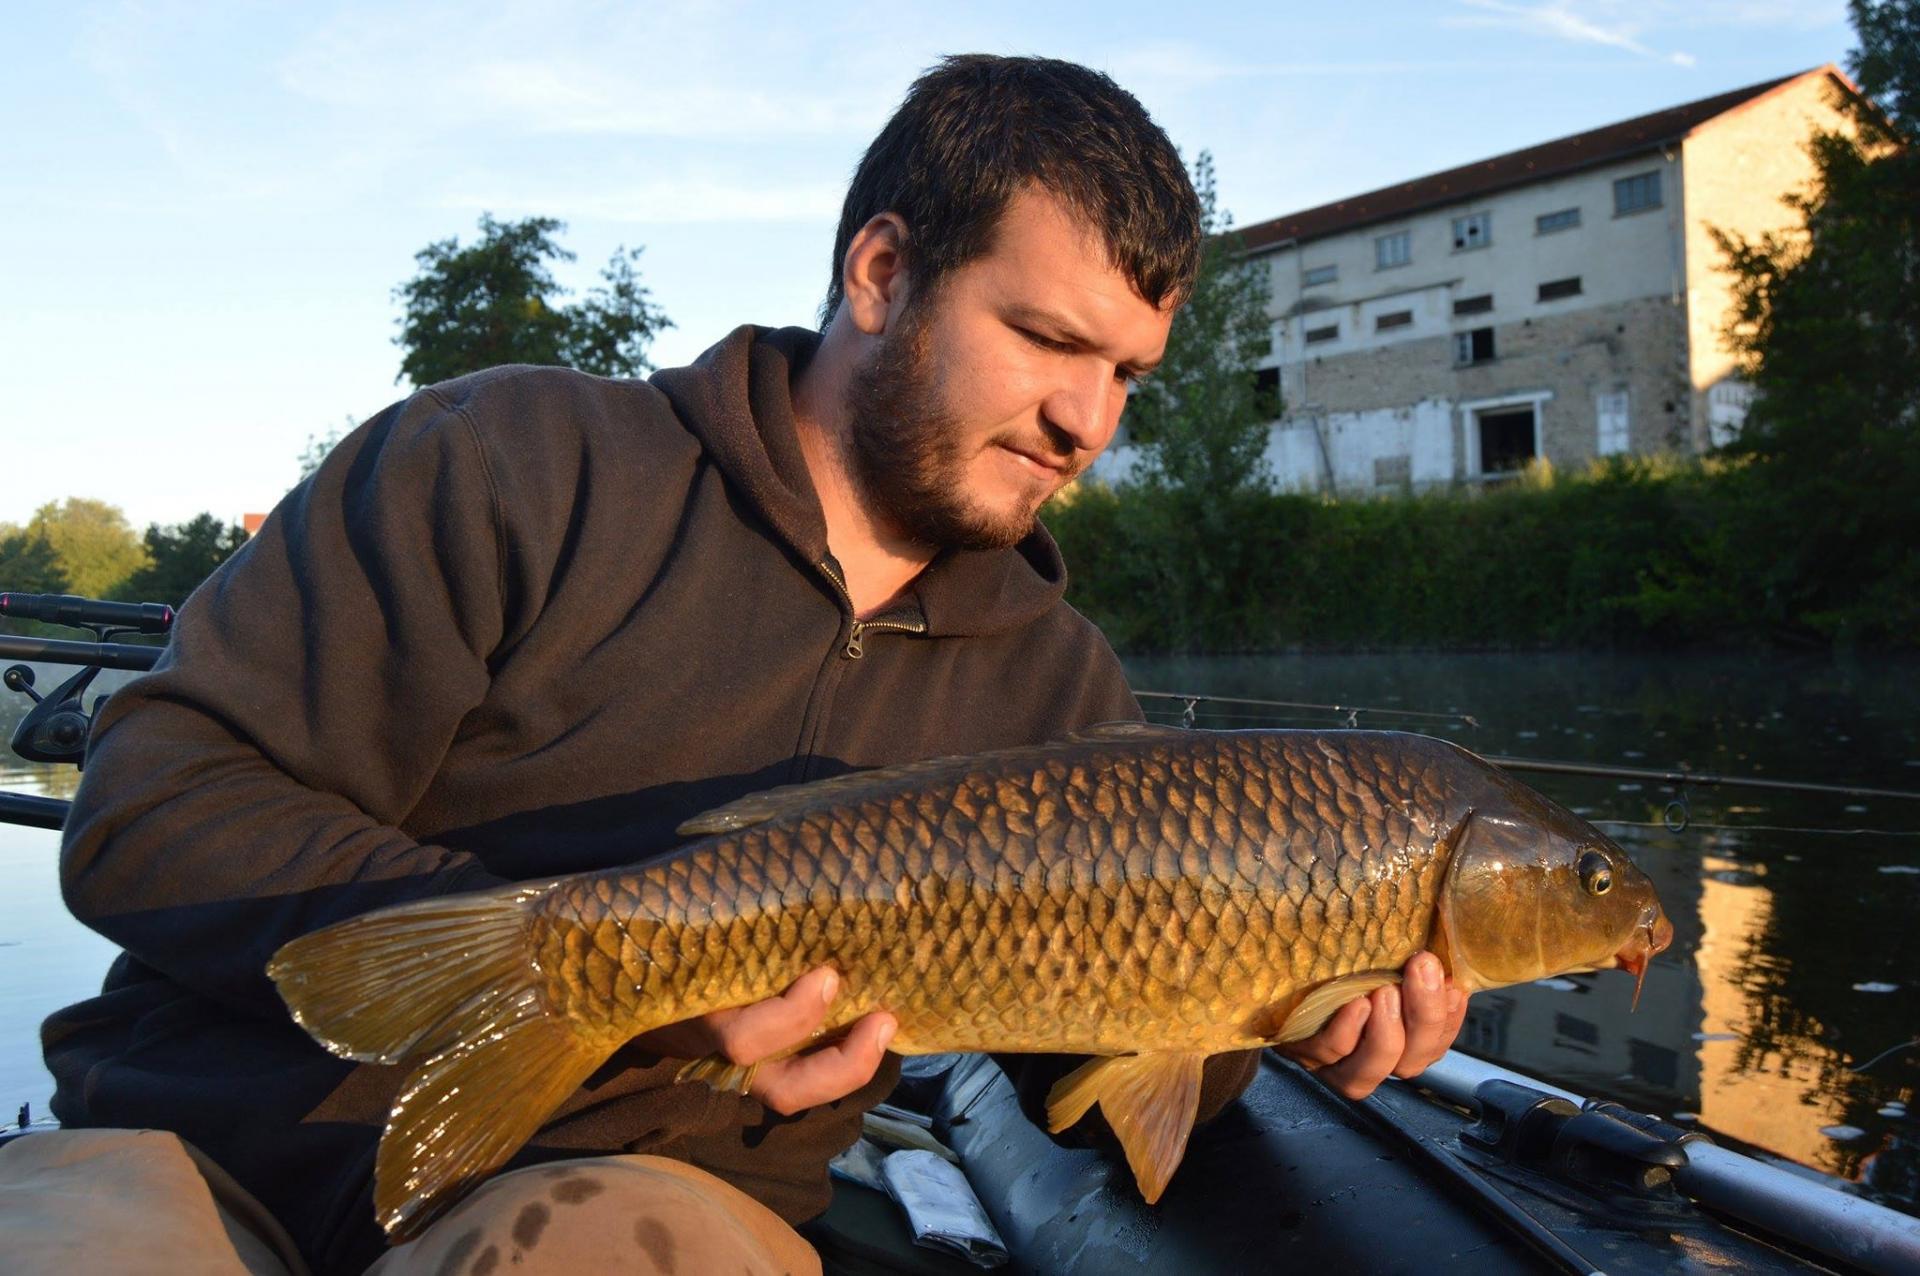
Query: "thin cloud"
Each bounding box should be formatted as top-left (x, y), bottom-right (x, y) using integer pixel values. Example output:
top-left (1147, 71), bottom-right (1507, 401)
top-left (274, 6), bottom-right (899, 141)
top-left (1103, 41), bottom-right (1642, 84)
top-left (439, 177), bottom-right (846, 225)
top-left (1446, 1), bottom-right (1697, 67)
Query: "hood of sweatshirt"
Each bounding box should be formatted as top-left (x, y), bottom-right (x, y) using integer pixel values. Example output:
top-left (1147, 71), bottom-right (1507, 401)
top-left (649, 324), bottom-right (1074, 639)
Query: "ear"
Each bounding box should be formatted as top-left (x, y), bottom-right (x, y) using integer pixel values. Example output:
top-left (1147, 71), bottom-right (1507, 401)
top-left (841, 212), bottom-right (911, 337)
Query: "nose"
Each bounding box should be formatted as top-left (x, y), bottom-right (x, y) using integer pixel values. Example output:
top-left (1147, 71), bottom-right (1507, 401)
top-left (1040, 359), bottom-right (1126, 456)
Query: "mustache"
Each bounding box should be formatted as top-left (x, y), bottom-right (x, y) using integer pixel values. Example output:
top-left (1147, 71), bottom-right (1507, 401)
top-left (996, 420), bottom-right (1085, 478)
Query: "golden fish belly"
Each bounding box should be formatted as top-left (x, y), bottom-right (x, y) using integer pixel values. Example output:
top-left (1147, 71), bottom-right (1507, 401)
top-left (529, 730), bottom-right (1458, 1057)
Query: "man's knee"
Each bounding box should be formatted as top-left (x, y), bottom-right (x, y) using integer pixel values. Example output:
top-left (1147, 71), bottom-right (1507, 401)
top-left (363, 1155), bottom-right (821, 1276)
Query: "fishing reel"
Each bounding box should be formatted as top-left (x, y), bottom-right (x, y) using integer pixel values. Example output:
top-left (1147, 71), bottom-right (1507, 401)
top-left (1, 592), bottom-right (173, 769)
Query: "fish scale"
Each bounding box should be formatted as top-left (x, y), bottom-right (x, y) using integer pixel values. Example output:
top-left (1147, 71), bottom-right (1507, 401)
top-left (268, 724), bottom-right (1670, 1237)
top-left (525, 731), bottom-right (1452, 1058)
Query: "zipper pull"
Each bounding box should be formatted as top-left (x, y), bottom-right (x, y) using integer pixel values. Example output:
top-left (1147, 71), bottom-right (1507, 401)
top-left (844, 622), bottom-right (865, 660)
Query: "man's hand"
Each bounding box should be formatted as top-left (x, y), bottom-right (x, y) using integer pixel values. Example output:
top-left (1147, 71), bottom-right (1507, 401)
top-left (634, 967), bottom-right (897, 1115)
top-left (1276, 952), bottom-right (1468, 1100)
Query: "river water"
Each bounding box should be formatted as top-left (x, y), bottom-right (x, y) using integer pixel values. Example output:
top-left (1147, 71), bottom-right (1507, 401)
top-left (3, 652), bottom-right (1917, 1218)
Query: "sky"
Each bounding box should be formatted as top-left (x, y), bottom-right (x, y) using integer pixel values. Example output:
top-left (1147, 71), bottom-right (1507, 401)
top-left (0, 0), bottom-right (1855, 532)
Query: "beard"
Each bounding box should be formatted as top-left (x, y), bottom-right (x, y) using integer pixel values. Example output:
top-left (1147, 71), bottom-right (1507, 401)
top-left (842, 303), bottom-right (1073, 553)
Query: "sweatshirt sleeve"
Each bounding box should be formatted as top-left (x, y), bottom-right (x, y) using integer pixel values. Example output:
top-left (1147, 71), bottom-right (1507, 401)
top-left (60, 386), bottom-right (513, 1018)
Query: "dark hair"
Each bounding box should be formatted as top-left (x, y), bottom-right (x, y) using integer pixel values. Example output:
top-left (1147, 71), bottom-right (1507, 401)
top-left (823, 54), bottom-right (1202, 323)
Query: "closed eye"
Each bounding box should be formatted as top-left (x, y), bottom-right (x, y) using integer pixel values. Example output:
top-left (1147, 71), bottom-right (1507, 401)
top-left (1016, 325), bottom-right (1147, 387)
top-left (1015, 325), bottom-right (1074, 355)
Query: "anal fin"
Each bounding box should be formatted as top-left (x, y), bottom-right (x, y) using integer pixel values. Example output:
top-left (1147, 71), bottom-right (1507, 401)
top-left (1271, 969), bottom-right (1403, 1044)
top-left (1044, 1051), bottom-right (1206, 1205)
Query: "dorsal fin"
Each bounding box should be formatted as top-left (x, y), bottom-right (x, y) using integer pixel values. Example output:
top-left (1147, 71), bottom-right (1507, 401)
top-left (1068, 720), bottom-right (1187, 743)
top-left (674, 719), bottom-right (1187, 837)
top-left (676, 751), bottom-right (1012, 836)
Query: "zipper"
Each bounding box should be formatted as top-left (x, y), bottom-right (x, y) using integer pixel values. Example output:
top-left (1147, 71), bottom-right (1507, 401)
top-left (818, 558), bottom-right (928, 659)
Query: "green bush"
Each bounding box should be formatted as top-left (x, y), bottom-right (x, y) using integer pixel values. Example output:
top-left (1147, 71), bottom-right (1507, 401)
top-left (1045, 456), bottom-right (1908, 653)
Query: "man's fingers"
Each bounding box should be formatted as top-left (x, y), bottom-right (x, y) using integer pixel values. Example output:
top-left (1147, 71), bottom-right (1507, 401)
top-left (709, 967), bottom-right (838, 1065)
top-left (1393, 953), bottom-right (1457, 1079)
top-left (1278, 997), bottom-right (1371, 1068)
top-left (1317, 985), bottom-right (1405, 1100)
top-left (753, 1012), bottom-right (898, 1115)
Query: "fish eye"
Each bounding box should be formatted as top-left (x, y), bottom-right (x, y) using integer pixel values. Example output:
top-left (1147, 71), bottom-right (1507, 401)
top-left (1578, 850), bottom-right (1613, 896)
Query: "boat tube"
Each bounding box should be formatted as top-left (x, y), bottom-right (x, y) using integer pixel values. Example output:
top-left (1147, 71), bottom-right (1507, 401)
top-left (803, 1050), bottom-right (1920, 1275)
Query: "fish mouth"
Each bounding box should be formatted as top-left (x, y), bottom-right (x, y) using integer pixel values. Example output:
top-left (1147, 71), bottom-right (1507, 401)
top-left (1608, 909), bottom-right (1675, 1011)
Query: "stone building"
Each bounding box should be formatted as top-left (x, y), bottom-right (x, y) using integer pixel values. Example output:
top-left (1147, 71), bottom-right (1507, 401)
top-left (1094, 67), bottom-right (1859, 493)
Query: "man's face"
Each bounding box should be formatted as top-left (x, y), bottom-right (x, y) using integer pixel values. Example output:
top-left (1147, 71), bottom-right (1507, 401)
top-left (844, 189), bottom-right (1175, 552)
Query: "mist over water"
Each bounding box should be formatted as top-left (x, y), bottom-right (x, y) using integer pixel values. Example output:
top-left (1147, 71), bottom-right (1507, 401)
top-left (4, 653), bottom-right (1917, 1218)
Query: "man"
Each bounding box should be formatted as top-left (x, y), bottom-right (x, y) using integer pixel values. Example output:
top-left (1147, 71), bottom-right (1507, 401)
top-left (40, 55), bottom-right (1466, 1274)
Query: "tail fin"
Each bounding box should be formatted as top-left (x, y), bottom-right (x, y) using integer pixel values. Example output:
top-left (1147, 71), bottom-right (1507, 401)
top-left (268, 883), bottom-right (620, 1238)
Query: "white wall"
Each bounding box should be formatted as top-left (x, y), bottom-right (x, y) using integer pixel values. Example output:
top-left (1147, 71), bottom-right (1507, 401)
top-left (1088, 397), bottom-right (1458, 494)
top-left (1260, 150), bottom-right (1686, 366)
top-left (1277, 398), bottom-right (1458, 491)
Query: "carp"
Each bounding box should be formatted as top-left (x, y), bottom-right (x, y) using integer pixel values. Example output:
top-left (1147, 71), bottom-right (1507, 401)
top-left (267, 724), bottom-right (1671, 1237)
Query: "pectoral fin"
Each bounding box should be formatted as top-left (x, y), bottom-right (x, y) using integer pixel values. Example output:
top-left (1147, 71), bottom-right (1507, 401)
top-left (1271, 970), bottom-right (1404, 1044)
top-left (1045, 1051), bottom-right (1206, 1205)
top-left (676, 1054), bottom-right (761, 1094)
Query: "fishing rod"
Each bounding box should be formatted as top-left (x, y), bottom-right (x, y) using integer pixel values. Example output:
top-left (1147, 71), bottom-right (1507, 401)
top-left (0, 592), bottom-right (168, 673)
top-left (0, 633), bottom-right (164, 673)
top-left (1138, 688), bottom-right (1920, 808)
top-left (1485, 755), bottom-right (1920, 804)
top-left (1137, 689), bottom-right (1479, 729)
top-left (1, 593), bottom-right (172, 831)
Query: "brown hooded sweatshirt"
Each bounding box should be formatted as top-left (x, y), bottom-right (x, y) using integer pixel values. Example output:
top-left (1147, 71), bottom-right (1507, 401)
top-left (45, 325), bottom-right (1254, 1273)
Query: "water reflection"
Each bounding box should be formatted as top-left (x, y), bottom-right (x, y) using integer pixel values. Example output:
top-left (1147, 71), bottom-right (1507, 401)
top-left (1127, 652), bottom-right (1920, 1217)
top-left (0, 766), bottom-right (120, 1123)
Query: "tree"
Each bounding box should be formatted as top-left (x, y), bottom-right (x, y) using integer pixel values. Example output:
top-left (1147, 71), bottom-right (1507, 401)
top-left (0, 525), bottom-right (67, 637)
top-left (394, 214), bottom-right (673, 387)
top-left (1052, 152), bottom-right (1280, 652)
top-left (298, 417), bottom-right (355, 483)
top-left (25, 498), bottom-right (149, 599)
top-left (119, 514), bottom-right (251, 608)
top-left (0, 525), bottom-right (67, 593)
top-left (1122, 151), bottom-right (1276, 497)
top-left (1714, 0), bottom-right (1919, 641)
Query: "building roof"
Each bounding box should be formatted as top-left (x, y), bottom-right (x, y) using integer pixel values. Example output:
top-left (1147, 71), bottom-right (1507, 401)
top-left (1239, 66), bottom-right (1842, 253)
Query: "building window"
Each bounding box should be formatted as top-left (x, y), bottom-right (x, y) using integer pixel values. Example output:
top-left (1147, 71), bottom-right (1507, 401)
top-left (1252, 366), bottom-right (1281, 416)
top-left (1461, 996), bottom-right (1513, 1055)
top-left (1375, 310), bottom-right (1413, 332)
top-left (1629, 1037), bottom-right (1680, 1090)
top-left (1373, 455), bottom-right (1412, 488)
top-left (1454, 327), bottom-right (1495, 365)
top-left (1536, 207), bottom-right (1581, 235)
top-left (1614, 170), bottom-right (1663, 216)
top-left (1375, 231), bottom-right (1411, 270)
top-left (1451, 211), bottom-right (1492, 251)
top-left (1304, 323), bottom-right (1339, 345)
top-left (1709, 380), bottom-right (1755, 448)
top-left (1597, 390), bottom-right (1629, 455)
top-left (1453, 293), bottom-right (1493, 316)
top-left (1553, 1012), bottom-right (1600, 1053)
top-left (1538, 276), bottom-right (1584, 302)
top-left (1303, 264), bottom-right (1338, 287)
top-left (1477, 405), bottom-right (1538, 475)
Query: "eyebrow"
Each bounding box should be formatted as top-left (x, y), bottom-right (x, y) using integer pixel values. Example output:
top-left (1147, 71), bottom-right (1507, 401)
top-left (1005, 304), bottom-right (1162, 377)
